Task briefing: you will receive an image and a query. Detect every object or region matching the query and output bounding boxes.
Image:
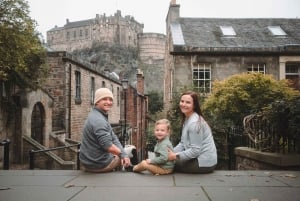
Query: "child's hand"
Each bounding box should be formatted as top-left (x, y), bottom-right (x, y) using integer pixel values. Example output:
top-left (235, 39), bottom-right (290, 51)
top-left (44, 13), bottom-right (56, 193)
top-left (146, 159), bottom-right (151, 163)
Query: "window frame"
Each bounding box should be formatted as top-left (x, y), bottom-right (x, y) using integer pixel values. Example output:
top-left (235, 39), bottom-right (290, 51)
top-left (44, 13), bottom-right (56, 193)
top-left (192, 63), bottom-right (212, 94)
top-left (220, 26), bottom-right (236, 36)
top-left (75, 71), bottom-right (81, 104)
top-left (247, 63), bottom-right (266, 74)
top-left (90, 76), bottom-right (95, 105)
top-left (285, 63), bottom-right (300, 90)
top-left (268, 26), bottom-right (287, 36)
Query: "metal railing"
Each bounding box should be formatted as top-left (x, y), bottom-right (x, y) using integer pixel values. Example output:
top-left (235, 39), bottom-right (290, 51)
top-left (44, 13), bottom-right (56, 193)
top-left (29, 143), bottom-right (80, 170)
top-left (0, 139), bottom-right (10, 170)
top-left (243, 113), bottom-right (299, 153)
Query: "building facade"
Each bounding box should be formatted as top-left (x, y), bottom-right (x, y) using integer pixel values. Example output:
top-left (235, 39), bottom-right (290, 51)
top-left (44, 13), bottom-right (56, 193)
top-left (164, 1), bottom-right (300, 109)
top-left (0, 50), bottom-right (148, 168)
top-left (137, 33), bottom-right (166, 93)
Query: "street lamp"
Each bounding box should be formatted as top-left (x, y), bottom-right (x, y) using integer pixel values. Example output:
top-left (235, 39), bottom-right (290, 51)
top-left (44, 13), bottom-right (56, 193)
top-left (121, 78), bottom-right (128, 147)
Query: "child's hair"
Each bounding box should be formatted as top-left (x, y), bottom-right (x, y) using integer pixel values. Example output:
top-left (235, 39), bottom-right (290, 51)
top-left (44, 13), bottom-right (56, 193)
top-left (155, 119), bottom-right (171, 134)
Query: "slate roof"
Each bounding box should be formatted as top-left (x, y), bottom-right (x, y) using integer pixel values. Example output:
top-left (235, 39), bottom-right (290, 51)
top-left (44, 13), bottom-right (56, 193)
top-left (63, 19), bottom-right (93, 29)
top-left (48, 19), bottom-right (93, 31)
top-left (171, 18), bottom-right (300, 53)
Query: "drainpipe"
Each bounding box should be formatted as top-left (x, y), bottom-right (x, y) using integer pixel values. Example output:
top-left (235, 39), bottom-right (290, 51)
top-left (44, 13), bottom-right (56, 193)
top-left (67, 64), bottom-right (72, 138)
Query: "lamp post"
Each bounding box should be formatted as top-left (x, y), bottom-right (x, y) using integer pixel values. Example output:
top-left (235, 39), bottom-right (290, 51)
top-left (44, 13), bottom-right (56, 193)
top-left (121, 78), bottom-right (128, 147)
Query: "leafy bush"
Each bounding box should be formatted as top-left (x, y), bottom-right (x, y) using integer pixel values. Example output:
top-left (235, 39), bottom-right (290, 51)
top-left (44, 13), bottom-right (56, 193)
top-left (203, 73), bottom-right (300, 128)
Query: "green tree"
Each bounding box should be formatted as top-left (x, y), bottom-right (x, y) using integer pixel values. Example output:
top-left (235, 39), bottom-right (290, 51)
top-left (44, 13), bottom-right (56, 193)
top-left (203, 73), bottom-right (300, 128)
top-left (0, 0), bottom-right (47, 87)
top-left (147, 90), bottom-right (163, 114)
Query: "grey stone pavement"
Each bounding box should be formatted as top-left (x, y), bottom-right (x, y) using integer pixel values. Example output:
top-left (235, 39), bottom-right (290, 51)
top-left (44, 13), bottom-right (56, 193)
top-left (0, 170), bottom-right (299, 201)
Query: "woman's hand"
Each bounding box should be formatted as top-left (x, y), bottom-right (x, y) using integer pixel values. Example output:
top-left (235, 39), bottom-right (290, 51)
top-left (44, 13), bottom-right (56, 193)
top-left (167, 148), bottom-right (177, 161)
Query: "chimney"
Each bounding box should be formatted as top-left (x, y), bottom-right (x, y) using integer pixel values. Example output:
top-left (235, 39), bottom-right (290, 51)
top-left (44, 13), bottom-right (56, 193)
top-left (136, 69), bottom-right (144, 94)
top-left (166, 0), bottom-right (180, 24)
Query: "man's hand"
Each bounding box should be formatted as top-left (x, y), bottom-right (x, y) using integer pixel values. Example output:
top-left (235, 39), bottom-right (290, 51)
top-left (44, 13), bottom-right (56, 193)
top-left (121, 157), bottom-right (131, 167)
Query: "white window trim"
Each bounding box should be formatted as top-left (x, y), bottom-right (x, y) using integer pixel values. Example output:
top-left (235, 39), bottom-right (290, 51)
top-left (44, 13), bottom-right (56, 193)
top-left (247, 64), bottom-right (266, 74)
top-left (192, 63), bottom-right (212, 93)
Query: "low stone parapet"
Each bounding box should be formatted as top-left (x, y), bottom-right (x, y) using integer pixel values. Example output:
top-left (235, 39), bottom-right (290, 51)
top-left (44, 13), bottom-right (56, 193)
top-left (235, 147), bottom-right (300, 170)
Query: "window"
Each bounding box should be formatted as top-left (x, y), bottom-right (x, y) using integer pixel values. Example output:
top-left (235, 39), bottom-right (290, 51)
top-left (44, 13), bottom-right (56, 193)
top-left (73, 31), bottom-right (76, 38)
top-left (193, 63), bottom-right (211, 93)
top-left (117, 87), bottom-right (120, 106)
top-left (85, 29), bottom-right (89, 38)
top-left (220, 26), bottom-right (236, 36)
top-left (102, 81), bottom-right (106, 87)
top-left (75, 71), bottom-right (81, 103)
top-left (268, 26), bottom-right (287, 36)
top-left (90, 77), bottom-right (95, 104)
top-left (79, 29), bottom-right (83, 37)
top-left (247, 64), bottom-right (265, 74)
top-left (286, 63), bottom-right (300, 90)
top-left (110, 84), bottom-right (114, 94)
top-left (66, 32), bottom-right (70, 40)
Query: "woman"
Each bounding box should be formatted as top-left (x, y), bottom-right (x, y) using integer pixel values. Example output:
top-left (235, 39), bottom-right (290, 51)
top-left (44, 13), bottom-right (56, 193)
top-left (168, 91), bottom-right (217, 173)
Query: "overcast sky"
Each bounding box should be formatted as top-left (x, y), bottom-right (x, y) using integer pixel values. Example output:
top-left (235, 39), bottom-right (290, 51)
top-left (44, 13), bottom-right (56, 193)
top-left (27, 0), bottom-right (300, 39)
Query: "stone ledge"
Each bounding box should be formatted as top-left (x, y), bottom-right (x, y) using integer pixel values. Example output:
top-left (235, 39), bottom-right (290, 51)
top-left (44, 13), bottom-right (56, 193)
top-left (235, 147), bottom-right (300, 167)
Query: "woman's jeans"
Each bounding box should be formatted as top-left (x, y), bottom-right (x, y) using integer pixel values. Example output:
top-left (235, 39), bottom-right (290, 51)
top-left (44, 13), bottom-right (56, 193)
top-left (175, 158), bottom-right (216, 173)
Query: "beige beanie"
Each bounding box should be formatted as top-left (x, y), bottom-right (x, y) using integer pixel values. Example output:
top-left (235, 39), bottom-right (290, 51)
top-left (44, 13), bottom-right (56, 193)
top-left (94, 88), bottom-right (114, 104)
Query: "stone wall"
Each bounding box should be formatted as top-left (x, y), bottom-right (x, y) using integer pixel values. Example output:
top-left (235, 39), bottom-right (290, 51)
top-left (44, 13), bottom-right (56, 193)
top-left (138, 33), bottom-right (166, 93)
top-left (45, 51), bottom-right (122, 141)
top-left (171, 55), bottom-right (280, 94)
top-left (235, 147), bottom-right (300, 170)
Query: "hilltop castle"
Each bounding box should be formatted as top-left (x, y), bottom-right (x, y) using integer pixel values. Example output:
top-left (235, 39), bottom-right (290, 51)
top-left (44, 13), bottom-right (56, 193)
top-left (47, 10), bottom-right (144, 52)
top-left (46, 10), bottom-right (166, 94)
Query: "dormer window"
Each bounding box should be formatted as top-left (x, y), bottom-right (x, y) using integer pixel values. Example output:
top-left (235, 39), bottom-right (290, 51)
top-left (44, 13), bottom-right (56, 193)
top-left (268, 26), bottom-right (287, 36)
top-left (220, 26), bottom-right (236, 36)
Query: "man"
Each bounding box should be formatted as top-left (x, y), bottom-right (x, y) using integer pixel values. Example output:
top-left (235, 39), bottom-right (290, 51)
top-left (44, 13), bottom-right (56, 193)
top-left (79, 88), bottom-right (131, 172)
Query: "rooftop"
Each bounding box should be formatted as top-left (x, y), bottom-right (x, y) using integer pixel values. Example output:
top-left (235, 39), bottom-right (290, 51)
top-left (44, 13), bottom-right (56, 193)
top-left (171, 18), bottom-right (300, 53)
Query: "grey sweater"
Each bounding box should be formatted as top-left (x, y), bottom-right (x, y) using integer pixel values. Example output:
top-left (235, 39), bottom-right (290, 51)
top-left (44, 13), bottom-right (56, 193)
top-left (79, 107), bottom-right (127, 169)
top-left (174, 112), bottom-right (217, 167)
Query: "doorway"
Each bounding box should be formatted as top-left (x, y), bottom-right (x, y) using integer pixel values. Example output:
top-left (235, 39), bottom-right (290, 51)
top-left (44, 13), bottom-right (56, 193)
top-left (31, 102), bottom-right (45, 145)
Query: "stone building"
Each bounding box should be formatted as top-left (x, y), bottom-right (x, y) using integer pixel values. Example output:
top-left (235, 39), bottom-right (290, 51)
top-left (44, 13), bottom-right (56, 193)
top-left (45, 51), bottom-right (123, 141)
top-left (46, 11), bottom-right (166, 94)
top-left (138, 33), bottom-right (166, 93)
top-left (0, 50), bottom-right (148, 168)
top-left (47, 10), bottom-right (143, 52)
top-left (164, 1), bottom-right (300, 109)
